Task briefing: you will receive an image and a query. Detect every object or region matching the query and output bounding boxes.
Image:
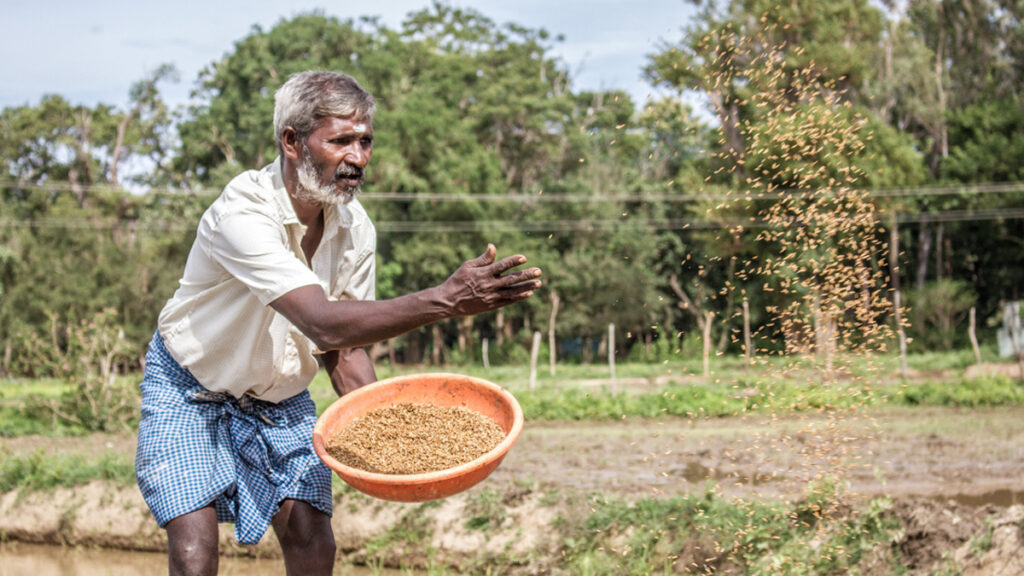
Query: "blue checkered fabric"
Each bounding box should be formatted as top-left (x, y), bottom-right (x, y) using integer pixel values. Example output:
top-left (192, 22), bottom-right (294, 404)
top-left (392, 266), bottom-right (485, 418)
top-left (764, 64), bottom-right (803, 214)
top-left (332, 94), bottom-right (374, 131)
top-left (135, 332), bottom-right (333, 544)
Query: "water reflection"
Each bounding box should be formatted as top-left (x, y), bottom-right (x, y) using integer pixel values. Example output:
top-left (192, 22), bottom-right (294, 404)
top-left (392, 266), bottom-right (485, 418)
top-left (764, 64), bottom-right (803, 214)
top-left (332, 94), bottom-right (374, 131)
top-left (0, 543), bottom-right (406, 576)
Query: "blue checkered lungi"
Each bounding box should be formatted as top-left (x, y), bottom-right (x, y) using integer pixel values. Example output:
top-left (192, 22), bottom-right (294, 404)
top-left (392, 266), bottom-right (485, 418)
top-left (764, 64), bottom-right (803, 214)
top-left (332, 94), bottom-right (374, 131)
top-left (135, 332), bottom-right (333, 544)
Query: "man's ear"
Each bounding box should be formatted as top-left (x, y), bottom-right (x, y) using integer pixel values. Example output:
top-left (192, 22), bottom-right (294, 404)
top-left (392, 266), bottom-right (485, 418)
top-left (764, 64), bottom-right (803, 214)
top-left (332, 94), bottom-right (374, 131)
top-left (280, 127), bottom-right (301, 160)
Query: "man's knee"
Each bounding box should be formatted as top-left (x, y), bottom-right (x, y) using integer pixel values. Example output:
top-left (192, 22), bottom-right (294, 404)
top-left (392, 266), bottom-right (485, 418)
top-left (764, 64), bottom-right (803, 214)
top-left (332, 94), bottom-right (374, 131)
top-left (279, 519), bottom-right (336, 558)
top-left (169, 537), bottom-right (219, 576)
top-left (275, 500), bottom-right (336, 562)
top-left (166, 507), bottom-right (219, 576)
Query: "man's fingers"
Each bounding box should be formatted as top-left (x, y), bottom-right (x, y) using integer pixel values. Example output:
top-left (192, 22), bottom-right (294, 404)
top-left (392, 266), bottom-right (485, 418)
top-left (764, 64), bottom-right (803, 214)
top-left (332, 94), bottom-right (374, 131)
top-left (489, 254), bottom-right (530, 275)
top-left (497, 267), bottom-right (543, 288)
top-left (471, 244), bottom-right (497, 267)
top-left (497, 281), bottom-right (539, 302)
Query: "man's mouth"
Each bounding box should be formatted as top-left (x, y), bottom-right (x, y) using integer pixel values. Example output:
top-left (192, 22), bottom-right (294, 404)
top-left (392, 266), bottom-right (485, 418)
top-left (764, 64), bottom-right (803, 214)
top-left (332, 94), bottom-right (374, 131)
top-left (335, 166), bottom-right (363, 184)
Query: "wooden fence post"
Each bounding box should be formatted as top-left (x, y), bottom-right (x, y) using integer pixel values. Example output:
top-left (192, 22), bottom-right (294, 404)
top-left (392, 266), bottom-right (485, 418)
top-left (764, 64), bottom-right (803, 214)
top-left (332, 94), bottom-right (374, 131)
top-left (549, 290), bottom-right (560, 377)
top-left (608, 323), bottom-right (616, 395)
top-left (529, 331), bottom-right (541, 392)
top-left (969, 307), bottom-right (981, 365)
top-left (743, 300), bottom-right (752, 372)
top-left (890, 221), bottom-right (908, 379)
top-left (482, 337), bottom-right (490, 369)
top-left (703, 311), bottom-right (714, 379)
top-left (824, 312), bottom-right (834, 376)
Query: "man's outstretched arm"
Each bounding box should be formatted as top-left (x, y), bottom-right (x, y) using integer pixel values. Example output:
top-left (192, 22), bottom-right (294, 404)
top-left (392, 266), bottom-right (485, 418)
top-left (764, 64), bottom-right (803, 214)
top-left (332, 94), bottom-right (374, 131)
top-left (270, 244), bottom-right (542, 352)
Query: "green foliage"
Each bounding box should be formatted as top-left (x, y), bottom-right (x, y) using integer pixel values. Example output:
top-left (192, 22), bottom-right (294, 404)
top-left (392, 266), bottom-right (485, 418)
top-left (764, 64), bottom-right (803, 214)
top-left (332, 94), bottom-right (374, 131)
top-left (12, 309), bottom-right (139, 432)
top-left (0, 399), bottom-right (68, 436)
top-left (0, 450), bottom-right (135, 494)
top-left (516, 369), bottom-right (1023, 421)
top-left (907, 279), bottom-right (977, 351)
top-left (556, 483), bottom-right (901, 575)
top-left (463, 489), bottom-right (506, 531)
top-left (897, 375), bottom-right (1024, 408)
top-left (2, 1), bottom-right (1024, 376)
top-left (364, 500), bottom-right (439, 558)
top-left (518, 384), bottom-right (743, 421)
top-left (942, 98), bottom-right (1024, 183)
top-left (0, 183), bottom-right (206, 375)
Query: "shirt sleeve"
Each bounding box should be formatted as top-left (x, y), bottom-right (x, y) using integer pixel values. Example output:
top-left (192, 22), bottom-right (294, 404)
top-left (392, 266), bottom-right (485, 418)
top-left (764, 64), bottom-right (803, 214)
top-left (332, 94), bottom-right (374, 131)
top-left (207, 209), bottom-right (322, 306)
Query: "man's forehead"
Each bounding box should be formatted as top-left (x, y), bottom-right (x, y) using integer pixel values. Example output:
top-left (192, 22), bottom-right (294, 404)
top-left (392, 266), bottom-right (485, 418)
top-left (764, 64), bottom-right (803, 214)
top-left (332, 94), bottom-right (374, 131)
top-left (314, 115), bottom-right (373, 133)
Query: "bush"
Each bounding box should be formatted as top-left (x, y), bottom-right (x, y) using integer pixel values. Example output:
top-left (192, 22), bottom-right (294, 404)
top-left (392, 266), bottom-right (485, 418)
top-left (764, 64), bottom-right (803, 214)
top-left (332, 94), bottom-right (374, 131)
top-left (0, 450), bottom-right (135, 493)
top-left (898, 374), bottom-right (1024, 407)
top-left (12, 309), bottom-right (138, 432)
top-left (907, 279), bottom-right (976, 351)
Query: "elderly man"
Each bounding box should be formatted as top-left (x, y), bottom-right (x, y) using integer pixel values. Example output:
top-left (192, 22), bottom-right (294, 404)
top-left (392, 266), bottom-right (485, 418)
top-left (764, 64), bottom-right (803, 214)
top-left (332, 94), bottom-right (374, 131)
top-left (135, 71), bottom-right (542, 576)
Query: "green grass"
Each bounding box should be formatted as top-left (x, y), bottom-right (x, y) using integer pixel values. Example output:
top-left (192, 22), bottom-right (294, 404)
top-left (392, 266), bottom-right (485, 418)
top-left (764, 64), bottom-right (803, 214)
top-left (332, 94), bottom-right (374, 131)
top-left (0, 450), bottom-right (136, 493)
top-left (3, 351), bottom-right (1023, 437)
top-left (550, 481), bottom-right (902, 575)
top-left (345, 482), bottom-right (904, 575)
top-left (895, 374), bottom-right (1024, 407)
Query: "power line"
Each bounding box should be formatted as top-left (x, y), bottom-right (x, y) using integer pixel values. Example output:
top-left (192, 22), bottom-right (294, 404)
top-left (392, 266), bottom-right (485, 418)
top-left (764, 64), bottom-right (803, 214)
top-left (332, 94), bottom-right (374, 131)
top-left (3, 207), bottom-right (1023, 234)
top-left (3, 179), bottom-right (1024, 203)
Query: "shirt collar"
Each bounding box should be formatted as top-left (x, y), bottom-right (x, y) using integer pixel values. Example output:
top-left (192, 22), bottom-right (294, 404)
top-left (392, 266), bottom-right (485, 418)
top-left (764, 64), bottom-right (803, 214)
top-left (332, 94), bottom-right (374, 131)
top-left (267, 158), bottom-right (300, 228)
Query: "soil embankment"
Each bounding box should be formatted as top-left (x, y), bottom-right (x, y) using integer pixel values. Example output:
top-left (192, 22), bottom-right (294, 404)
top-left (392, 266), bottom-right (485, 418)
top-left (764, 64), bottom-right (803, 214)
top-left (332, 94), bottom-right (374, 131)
top-left (2, 407), bottom-right (1022, 573)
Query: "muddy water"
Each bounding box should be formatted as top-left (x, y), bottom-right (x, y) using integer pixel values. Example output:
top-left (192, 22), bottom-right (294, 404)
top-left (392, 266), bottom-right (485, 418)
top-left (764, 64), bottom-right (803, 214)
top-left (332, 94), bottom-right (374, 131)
top-left (0, 543), bottom-right (407, 576)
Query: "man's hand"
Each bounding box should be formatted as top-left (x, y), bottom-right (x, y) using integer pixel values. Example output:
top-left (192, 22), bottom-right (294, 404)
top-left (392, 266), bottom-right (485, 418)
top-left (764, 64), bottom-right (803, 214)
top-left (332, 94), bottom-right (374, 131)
top-left (438, 244), bottom-right (543, 317)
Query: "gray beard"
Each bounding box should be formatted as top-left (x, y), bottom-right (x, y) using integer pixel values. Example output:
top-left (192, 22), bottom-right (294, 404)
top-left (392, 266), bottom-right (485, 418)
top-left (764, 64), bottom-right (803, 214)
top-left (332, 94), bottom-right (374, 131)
top-left (295, 148), bottom-right (359, 206)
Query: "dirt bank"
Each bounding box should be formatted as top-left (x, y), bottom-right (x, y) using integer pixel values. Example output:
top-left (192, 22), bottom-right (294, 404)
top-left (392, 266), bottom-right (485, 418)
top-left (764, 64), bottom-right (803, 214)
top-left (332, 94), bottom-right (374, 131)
top-left (2, 406), bottom-right (1022, 573)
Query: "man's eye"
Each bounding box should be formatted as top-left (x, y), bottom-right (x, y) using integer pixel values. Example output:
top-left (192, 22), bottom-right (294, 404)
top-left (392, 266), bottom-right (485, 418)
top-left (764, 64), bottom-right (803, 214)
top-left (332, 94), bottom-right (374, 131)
top-left (361, 137), bottom-right (374, 147)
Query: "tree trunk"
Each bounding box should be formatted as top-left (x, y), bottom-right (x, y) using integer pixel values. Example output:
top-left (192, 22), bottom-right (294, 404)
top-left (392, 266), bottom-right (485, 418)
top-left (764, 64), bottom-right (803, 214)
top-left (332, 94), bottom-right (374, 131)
top-left (916, 223), bottom-right (932, 290)
top-left (110, 113), bottom-right (135, 188)
top-left (582, 337), bottom-right (594, 364)
top-left (496, 310), bottom-right (505, 346)
top-left (703, 311), bottom-right (714, 378)
top-left (890, 220), bottom-right (908, 379)
top-left (457, 316), bottom-right (472, 355)
top-left (716, 254), bottom-right (738, 354)
top-left (669, 274), bottom-right (706, 334)
top-left (529, 332), bottom-right (541, 392)
top-left (944, 232), bottom-right (953, 280)
top-left (608, 324), bottom-right (617, 395)
top-left (969, 307), bottom-right (981, 365)
top-left (742, 300), bottom-right (752, 369)
top-left (930, 26), bottom-right (949, 177)
top-left (548, 290), bottom-right (560, 376)
top-left (431, 325), bottom-right (443, 365)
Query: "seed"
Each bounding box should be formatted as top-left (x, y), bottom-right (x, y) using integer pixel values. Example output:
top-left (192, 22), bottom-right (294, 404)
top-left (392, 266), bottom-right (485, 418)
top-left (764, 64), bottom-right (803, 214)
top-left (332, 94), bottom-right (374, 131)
top-left (325, 403), bottom-right (506, 475)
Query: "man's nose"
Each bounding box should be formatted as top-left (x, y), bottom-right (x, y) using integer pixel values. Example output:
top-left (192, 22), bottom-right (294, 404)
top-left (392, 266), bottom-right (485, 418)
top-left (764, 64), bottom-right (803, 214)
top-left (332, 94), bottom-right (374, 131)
top-left (345, 143), bottom-right (369, 167)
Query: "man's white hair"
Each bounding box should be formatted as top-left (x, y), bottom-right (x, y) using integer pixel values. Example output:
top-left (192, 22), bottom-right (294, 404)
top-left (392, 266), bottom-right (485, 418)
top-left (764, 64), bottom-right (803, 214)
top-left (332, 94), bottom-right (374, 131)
top-left (273, 71), bottom-right (376, 150)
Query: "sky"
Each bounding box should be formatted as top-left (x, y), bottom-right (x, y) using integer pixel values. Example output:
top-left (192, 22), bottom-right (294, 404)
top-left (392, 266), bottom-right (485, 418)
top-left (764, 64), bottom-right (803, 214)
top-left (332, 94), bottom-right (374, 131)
top-left (0, 0), bottom-right (696, 111)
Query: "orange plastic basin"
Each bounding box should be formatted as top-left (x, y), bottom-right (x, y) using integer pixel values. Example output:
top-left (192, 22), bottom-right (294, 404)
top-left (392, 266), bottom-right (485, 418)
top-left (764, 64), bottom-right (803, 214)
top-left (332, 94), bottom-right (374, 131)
top-left (312, 372), bottom-right (524, 502)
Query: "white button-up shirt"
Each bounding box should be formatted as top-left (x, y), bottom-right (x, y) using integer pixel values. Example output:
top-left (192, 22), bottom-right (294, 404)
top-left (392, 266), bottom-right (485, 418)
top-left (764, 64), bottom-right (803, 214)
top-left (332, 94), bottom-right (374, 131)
top-left (158, 159), bottom-right (376, 403)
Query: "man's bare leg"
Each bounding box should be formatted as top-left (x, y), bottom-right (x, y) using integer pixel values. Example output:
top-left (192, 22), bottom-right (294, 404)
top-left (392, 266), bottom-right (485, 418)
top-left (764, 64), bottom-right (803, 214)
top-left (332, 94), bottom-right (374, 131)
top-left (272, 498), bottom-right (337, 575)
top-left (165, 504), bottom-right (219, 576)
